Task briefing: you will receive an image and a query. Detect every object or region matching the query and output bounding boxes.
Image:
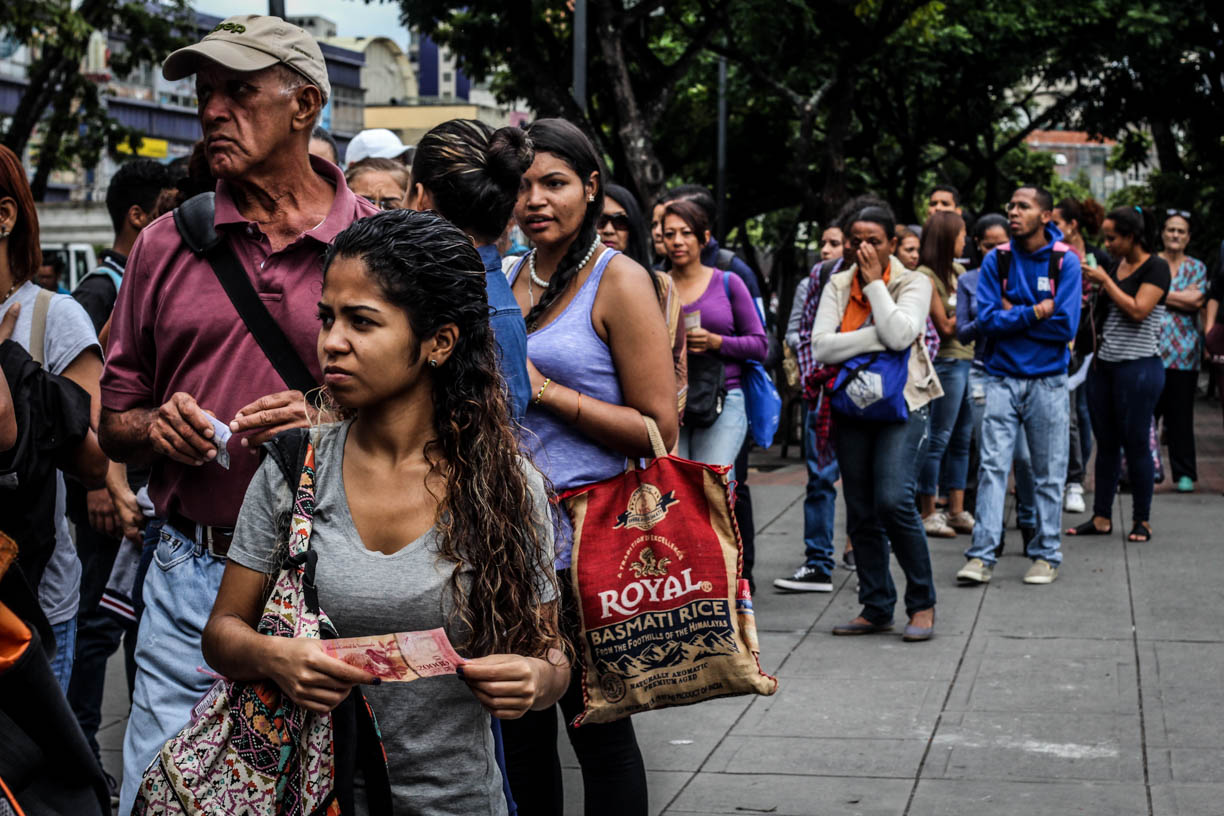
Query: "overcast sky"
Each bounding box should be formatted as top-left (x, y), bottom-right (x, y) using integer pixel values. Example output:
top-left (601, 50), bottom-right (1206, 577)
top-left (198, 0), bottom-right (412, 49)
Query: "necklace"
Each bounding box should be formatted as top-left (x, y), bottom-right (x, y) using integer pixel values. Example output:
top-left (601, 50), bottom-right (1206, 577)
top-left (0, 279), bottom-right (17, 305)
top-left (529, 236), bottom-right (603, 291)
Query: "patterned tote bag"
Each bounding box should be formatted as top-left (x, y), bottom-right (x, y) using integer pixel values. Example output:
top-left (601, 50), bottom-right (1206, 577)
top-left (134, 431), bottom-right (390, 815)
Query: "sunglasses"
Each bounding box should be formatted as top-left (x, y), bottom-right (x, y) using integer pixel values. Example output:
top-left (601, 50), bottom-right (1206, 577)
top-left (362, 195), bottom-right (403, 211)
top-left (598, 213), bottom-right (632, 231)
top-left (1166, 208), bottom-right (1191, 221)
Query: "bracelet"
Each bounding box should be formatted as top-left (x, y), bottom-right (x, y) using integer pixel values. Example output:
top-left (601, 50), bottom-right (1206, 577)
top-left (534, 378), bottom-right (552, 405)
top-left (574, 392), bottom-right (584, 424)
top-left (1033, 304), bottom-right (1041, 319)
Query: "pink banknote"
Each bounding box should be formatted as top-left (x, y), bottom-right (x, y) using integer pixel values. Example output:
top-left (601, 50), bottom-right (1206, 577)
top-left (321, 628), bottom-right (465, 682)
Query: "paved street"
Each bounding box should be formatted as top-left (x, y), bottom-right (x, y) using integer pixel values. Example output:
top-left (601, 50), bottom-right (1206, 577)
top-left (98, 397), bottom-right (1224, 815)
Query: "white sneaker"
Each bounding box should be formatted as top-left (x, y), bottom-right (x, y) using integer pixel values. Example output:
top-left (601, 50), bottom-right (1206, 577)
top-left (1063, 483), bottom-right (1086, 513)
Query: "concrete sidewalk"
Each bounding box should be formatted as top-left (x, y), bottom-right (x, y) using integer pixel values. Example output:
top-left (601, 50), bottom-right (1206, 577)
top-left (97, 398), bottom-right (1224, 815)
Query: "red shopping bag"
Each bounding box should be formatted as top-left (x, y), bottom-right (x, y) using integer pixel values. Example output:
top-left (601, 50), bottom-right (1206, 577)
top-left (561, 418), bottom-right (777, 727)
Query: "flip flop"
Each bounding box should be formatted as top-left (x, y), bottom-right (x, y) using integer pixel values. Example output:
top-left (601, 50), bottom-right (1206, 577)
top-left (1128, 522), bottom-right (1152, 542)
top-left (1067, 519), bottom-right (1112, 536)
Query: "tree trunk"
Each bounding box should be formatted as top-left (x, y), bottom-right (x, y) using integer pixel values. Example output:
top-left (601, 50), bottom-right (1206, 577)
top-left (1149, 118), bottom-right (1184, 174)
top-left (592, 6), bottom-right (665, 204)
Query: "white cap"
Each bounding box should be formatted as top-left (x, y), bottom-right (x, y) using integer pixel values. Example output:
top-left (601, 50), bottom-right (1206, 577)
top-left (345, 128), bottom-right (411, 168)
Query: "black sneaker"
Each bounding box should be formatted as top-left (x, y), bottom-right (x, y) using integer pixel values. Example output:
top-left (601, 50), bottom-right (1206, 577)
top-left (841, 549), bottom-right (855, 570)
top-left (773, 565), bottom-right (833, 592)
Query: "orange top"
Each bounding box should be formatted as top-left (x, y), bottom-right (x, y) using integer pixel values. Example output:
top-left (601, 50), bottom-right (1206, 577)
top-left (840, 263), bottom-right (892, 333)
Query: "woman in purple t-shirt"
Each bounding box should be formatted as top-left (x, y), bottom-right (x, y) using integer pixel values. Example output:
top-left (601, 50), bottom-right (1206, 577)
top-left (662, 199), bottom-right (767, 480)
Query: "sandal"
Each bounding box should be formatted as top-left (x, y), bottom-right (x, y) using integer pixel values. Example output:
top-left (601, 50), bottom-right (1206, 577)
top-left (1067, 519), bottom-right (1112, 536)
top-left (1128, 522), bottom-right (1152, 542)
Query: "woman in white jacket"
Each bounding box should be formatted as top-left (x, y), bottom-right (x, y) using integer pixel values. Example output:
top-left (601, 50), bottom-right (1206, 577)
top-left (811, 205), bottom-right (943, 642)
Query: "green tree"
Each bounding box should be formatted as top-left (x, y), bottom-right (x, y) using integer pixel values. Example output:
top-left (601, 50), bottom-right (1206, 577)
top-left (1, 0), bottom-right (190, 200)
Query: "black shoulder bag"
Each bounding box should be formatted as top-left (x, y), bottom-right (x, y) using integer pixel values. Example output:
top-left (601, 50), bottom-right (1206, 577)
top-left (173, 193), bottom-right (317, 393)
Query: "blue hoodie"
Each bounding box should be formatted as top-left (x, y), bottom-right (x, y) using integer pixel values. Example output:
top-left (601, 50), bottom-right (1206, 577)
top-left (976, 222), bottom-right (1082, 378)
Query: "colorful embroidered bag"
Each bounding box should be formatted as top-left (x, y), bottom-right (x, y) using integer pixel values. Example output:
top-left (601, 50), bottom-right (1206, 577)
top-left (561, 417), bottom-right (777, 727)
top-left (133, 430), bottom-right (390, 815)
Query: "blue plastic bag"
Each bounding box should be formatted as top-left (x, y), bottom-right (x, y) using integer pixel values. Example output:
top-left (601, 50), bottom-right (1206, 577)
top-left (744, 359), bottom-right (782, 447)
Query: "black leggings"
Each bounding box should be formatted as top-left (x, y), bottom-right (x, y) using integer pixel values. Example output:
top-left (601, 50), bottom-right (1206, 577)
top-left (1154, 368), bottom-right (1199, 481)
top-left (501, 568), bottom-right (648, 815)
top-left (1087, 357), bottom-right (1165, 523)
top-left (500, 670), bottom-right (648, 815)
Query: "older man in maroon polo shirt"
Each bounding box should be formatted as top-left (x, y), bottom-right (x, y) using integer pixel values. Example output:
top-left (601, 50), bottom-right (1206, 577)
top-left (99, 16), bottom-right (376, 809)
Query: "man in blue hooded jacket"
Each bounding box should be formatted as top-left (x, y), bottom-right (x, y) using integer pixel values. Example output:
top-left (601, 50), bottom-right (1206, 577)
top-left (956, 186), bottom-right (1081, 586)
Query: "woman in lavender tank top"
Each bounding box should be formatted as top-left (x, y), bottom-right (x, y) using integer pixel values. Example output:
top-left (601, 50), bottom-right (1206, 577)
top-left (499, 119), bottom-right (678, 816)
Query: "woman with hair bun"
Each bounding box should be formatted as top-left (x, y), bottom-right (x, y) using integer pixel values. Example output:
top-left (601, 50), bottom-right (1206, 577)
top-left (407, 118), bottom-right (535, 420)
top-left (501, 118), bottom-right (678, 815)
top-left (1070, 206), bottom-right (1170, 542)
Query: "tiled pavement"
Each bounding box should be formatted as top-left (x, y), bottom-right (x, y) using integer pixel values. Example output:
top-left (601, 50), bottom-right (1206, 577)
top-left (97, 397), bottom-right (1224, 815)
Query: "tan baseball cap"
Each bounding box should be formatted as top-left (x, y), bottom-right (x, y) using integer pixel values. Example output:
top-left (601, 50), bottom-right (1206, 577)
top-left (162, 15), bottom-right (330, 103)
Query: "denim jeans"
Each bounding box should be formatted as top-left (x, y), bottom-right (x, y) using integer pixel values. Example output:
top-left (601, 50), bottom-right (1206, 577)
top-left (119, 521), bottom-right (227, 815)
top-left (1087, 357), bottom-right (1166, 523)
top-left (967, 374), bottom-right (1069, 567)
top-left (678, 388), bottom-right (748, 482)
top-left (919, 358), bottom-right (974, 494)
top-left (833, 405), bottom-right (935, 624)
top-left (48, 617), bottom-right (77, 691)
top-left (968, 368), bottom-right (1036, 530)
top-left (802, 403), bottom-right (839, 573)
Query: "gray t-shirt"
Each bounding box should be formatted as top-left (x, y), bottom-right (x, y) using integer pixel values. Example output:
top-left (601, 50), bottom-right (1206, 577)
top-left (0, 281), bottom-right (100, 624)
top-left (228, 421), bottom-right (557, 816)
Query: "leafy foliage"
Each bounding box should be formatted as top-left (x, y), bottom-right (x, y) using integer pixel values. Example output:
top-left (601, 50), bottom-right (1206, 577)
top-left (1, 0), bottom-right (191, 199)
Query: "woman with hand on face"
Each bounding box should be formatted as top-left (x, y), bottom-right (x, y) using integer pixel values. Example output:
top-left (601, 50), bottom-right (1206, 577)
top-left (502, 118), bottom-right (678, 816)
top-left (1154, 210), bottom-right (1207, 493)
top-left (602, 183), bottom-right (689, 416)
top-left (664, 199), bottom-right (767, 480)
top-left (811, 205), bottom-right (942, 642)
top-left (203, 210), bottom-right (569, 815)
top-left (1071, 206), bottom-right (1171, 542)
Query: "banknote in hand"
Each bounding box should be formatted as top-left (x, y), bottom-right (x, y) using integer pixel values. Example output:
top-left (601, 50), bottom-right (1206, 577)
top-left (321, 628), bottom-right (465, 683)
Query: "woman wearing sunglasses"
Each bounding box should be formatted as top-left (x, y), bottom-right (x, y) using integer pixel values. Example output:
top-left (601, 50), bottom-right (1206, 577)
top-left (602, 184), bottom-right (688, 415)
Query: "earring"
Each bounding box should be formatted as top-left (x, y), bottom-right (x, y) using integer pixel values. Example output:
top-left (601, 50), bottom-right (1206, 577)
top-left (428, 359), bottom-right (438, 368)
top-left (587, 194), bottom-right (595, 202)
top-left (0, 226), bottom-right (8, 239)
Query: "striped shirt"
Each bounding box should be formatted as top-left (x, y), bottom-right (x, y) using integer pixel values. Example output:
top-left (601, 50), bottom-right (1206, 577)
top-left (1098, 256), bottom-right (1171, 362)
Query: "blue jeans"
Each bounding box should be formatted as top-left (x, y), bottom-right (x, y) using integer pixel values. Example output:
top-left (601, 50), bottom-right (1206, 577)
top-left (919, 358), bottom-right (974, 494)
top-left (802, 403), bottom-right (839, 572)
top-left (967, 374), bottom-right (1069, 567)
top-left (678, 388), bottom-right (748, 482)
top-left (119, 522), bottom-right (227, 815)
top-left (1087, 357), bottom-right (1165, 523)
top-left (968, 368), bottom-right (1036, 529)
top-left (833, 406), bottom-right (935, 624)
top-left (48, 617), bottom-right (77, 691)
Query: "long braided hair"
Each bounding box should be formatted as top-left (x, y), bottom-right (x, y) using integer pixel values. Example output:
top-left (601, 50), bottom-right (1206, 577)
top-left (322, 209), bottom-right (563, 660)
top-left (521, 118), bottom-right (605, 330)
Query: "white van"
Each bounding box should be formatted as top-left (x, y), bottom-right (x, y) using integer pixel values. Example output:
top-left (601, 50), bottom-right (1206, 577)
top-left (39, 243), bottom-right (98, 292)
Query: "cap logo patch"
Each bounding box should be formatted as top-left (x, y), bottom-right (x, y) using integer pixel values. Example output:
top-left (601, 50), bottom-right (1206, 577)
top-left (212, 22), bottom-right (246, 34)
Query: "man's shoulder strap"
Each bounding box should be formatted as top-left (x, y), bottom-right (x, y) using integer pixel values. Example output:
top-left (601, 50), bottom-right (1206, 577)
top-left (173, 192), bottom-right (222, 254)
top-left (171, 192), bottom-right (317, 394)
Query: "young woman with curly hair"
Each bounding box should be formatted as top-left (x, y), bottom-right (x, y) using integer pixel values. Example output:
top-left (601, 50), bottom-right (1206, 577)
top-left (203, 209), bottom-right (569, 815)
